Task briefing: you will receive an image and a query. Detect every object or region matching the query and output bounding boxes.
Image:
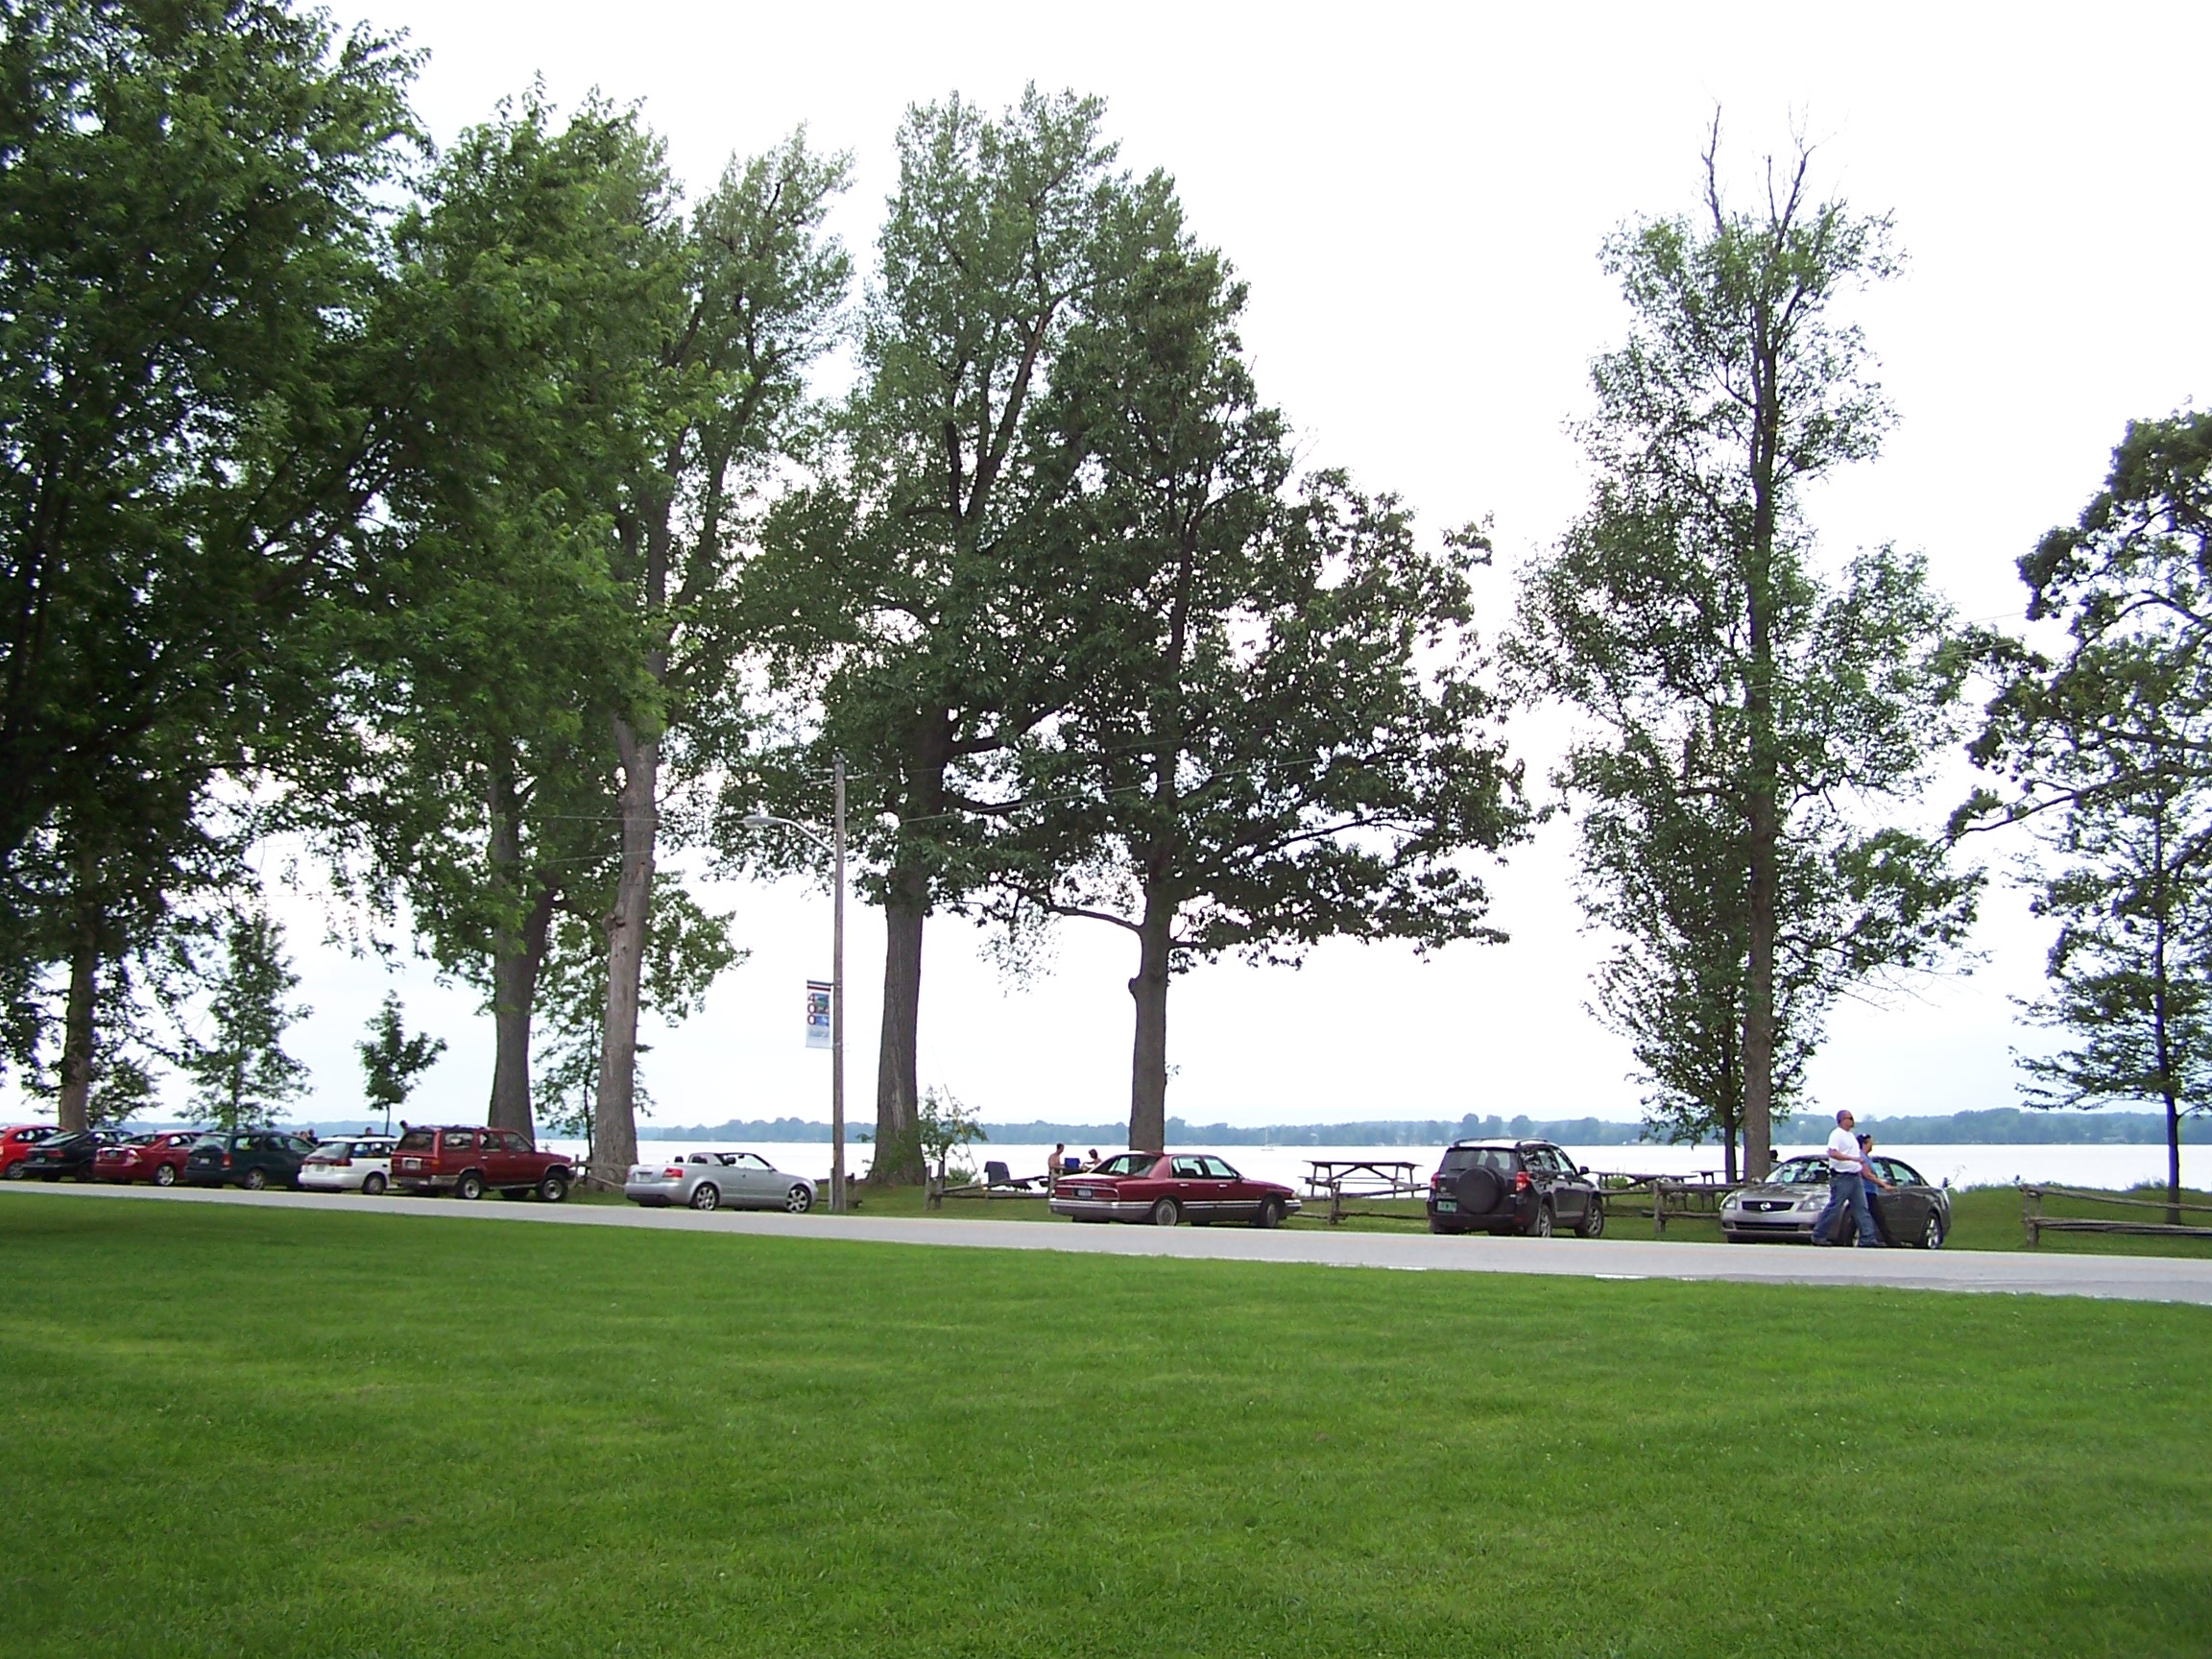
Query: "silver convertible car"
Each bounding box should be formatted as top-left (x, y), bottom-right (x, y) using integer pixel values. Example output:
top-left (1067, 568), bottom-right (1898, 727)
top-left (1719, 1154), bottom-right (1950, 1249)
top-left (624, 1151), bottom-right (816, 1214)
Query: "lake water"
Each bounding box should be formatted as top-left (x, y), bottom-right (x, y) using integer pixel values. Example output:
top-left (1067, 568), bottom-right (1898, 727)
top-left (549, 1139), bottom-right (2207, 1193)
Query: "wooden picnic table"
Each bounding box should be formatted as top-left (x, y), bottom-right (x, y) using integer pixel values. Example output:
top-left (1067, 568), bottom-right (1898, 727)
top-left (1304, 1160), bottom-right (1425, 1225)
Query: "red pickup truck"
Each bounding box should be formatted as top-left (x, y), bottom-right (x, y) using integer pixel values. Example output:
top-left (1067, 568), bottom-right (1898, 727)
top-left (388, 1126), bottom-right (573, 1202)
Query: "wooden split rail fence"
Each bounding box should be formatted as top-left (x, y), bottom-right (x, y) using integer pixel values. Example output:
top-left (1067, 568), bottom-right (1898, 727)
top-left (2018, 1184), bottom-right (2212, 1246)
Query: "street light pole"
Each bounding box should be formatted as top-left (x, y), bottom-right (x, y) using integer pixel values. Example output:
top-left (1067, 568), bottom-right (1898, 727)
top-left (740, 765), bottom-right (849, 1215)
top-left (830, 753), bottom-right (846, 1214)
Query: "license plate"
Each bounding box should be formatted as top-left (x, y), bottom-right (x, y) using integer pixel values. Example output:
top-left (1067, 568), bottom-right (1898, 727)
top-left (1434, 1198), bottom-right (1457, 1213)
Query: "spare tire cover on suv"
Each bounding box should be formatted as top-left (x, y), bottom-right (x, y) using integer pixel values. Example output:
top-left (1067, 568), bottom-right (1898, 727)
top-left (1453, 1166), bottom-right (1504, 1214)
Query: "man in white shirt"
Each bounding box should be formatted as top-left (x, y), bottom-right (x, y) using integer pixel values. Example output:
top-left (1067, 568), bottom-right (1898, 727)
top-left (1813, 1109), bottom-right (1882, 1247)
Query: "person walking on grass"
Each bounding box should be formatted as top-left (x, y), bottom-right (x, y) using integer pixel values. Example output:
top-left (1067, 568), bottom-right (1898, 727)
top-left (1815, 1109), bottom-right (1882, 1248)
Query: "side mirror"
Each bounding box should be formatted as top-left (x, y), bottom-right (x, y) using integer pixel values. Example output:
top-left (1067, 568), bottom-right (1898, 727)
top-left (1578, 1166), bottom-right (1591, 1176)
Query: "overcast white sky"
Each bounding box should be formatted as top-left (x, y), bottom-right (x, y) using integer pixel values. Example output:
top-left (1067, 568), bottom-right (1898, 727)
top-left (62, 1), bottom-right (2212, 1133)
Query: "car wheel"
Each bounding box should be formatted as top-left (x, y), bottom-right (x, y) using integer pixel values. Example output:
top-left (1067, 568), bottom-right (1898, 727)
top-left (689, 1183), bottom-right (720, 1212)
top-left (1253, 1196), bottom-right (1286, 1230)
top-left (1, 1165), bottom-right (20, 1179)
top-left (153, 1164), bottom-right (178, 1188)
top-left (1531, 1202), bottom-right (1554, 1238)
top-left (454, 1170), bottom-right (485, 1201)
top-left (1576, 1198), bottom-right (1606, 1238)
top-left (242, 1167), bottom-right (268, 1191)
top-left (538, 1172), bottom-right (568, 1204)
top-left (363, 1171), bottom-right (387, 1196)
top-left (1922, 1211), bottom-right (1946, 1250)
top-left (1148, 1197), bottom-right (1180, 1227)
top-left (784, 1183), bottom-right (813, 1214)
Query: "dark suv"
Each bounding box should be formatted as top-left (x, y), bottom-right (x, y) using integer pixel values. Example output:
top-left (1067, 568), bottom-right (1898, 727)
top-left (1427, 1140), bottom-right (1605, 1238)
top-left (183, 1130), bottom-right (317, 1190)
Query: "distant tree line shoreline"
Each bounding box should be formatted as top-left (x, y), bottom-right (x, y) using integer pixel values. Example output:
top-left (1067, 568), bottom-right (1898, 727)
top-left (183, 1107), bottom-right (2204, 1146)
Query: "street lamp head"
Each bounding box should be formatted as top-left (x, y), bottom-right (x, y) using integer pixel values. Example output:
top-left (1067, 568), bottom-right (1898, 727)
top-left (741, 813), bottom-right (777, 829)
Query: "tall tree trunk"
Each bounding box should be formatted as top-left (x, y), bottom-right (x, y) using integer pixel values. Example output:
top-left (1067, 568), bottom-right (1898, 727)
top-left (488, 881), bottom-right (556, 1140)
top-left (2152, 806), bottom-right (2179, 1225)
top-left (870, 710), bottom-right (952, 1186)
top-left (486, 759), bottom-right (556, 1140)
top-left (1127, 890), bottom-right (1174, 1153)
top-left (1742, 780), bottom-right (1777, 1180)
top-left (871, 859), bottom-right (927, 1185)
top-left (1740, 305), bottom-right (1782, 1182)
top-left (56, 903), bottom-right (96, 1133)
top-left (592, 713), bottom-right (657, 1188)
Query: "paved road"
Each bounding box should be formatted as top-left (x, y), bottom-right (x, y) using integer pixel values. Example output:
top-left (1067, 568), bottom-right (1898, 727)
top-left (10, 1182), bottom-right (2211, 1305)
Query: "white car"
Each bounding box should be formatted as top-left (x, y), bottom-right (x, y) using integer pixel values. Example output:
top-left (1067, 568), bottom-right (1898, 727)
top-left (625, 1151), bottom-right (816, 1213)
top-left (298, 1136), bottom-right (398, 1195)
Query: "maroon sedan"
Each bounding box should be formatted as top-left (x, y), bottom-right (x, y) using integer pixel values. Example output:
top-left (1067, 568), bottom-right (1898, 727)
top-left (1049, 1151), bottom-right (1301, 1228)
top-left (95, 1130), bottom-right (203, 1187)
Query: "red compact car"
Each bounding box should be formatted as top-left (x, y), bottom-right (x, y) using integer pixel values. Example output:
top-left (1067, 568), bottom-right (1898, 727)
top-left (1048, 1151), bottom-right (1301, 1228)
top-left (0, 1124), bottom-right (59, 1180)
top-left (94, 1130), bottom-right (204, 1187)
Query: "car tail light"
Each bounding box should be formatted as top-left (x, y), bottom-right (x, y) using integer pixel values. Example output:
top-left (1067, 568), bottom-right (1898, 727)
top-left (1513, 1170), bottom-right (1529, 1191)
top-left (331, 1157), bottom-right (351, 1167)
top-left (221, 1154), bottom-right (232, 1168)
top-left (662, 1166), bottom-right (685, 1179)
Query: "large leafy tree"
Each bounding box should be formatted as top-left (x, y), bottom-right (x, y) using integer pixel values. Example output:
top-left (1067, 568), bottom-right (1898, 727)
top-left (744, 88), bottom-right (1164, 1182)
top-left (307, 97), bottom-right (667, 1142)
top-left (988, 232), bottom-right (1529, 1151)
top-left (1964, 411), bottom-right (2212, 1215)
top-left (0, 0), bottom-right (418, 1114)
top-left (589, 132), bottom-right (850, 1187)
top-left (1512, 130), bottom-right (1979, 1177)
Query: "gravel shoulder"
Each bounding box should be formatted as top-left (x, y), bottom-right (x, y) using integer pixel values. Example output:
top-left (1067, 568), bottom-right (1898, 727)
top-left (12, 1181), bottom-right (2211, 1305)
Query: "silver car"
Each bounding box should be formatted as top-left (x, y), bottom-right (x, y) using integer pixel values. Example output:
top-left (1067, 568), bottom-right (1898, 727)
top-left (624, 1151), bottom-right (816, 1214)
top-left (1720, 1154), bottom-right (1951, 1248)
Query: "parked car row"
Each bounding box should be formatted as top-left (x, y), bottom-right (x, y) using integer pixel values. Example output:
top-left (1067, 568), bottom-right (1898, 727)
top-left (0, 1122), bottom-right (576, 1202)
top-left (2, 1121), bottom-right (1948, 1247)
top-left (1042, 1137), bottom-right (1948, 1250)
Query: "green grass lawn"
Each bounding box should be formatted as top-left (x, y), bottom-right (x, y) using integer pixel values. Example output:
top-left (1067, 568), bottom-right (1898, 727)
top-left (4, 1192), bottom-right (2207, 1658)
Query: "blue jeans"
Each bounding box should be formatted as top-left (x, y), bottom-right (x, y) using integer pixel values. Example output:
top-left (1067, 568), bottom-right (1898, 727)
top-left (1815, 1171), bottom-right (1880, 1246)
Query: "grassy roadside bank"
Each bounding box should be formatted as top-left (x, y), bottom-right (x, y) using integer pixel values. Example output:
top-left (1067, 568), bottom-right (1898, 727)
top-left (3, 1193), bottom-right (2207, 1658)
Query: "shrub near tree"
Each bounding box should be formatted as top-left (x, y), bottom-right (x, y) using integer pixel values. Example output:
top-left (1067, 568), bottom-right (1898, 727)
top-left (167, 905), bottom-right (310, 1131)
top-left (1512, 126), bottom-right (1981, 1179)
top-left (355, 992), bottom-right (445, 1137)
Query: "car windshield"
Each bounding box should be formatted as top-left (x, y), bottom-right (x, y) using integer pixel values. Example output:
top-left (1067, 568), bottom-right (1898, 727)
top-left (1093, 1153), bottom-right (1158, 1177)
top-left (1440, 1146), bottom-right (1514, 1173)
top-left (1768, 1160), bottom-right (1829, 1185)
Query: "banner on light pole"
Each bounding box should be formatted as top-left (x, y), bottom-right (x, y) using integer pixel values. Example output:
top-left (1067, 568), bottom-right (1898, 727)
top-left (805, 980), bottom-right (833, 1050)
